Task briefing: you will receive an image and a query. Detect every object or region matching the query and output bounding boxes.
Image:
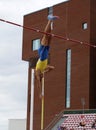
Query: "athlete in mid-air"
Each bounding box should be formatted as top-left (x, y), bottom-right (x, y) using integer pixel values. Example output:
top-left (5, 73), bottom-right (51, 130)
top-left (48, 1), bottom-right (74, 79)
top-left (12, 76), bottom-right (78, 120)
top-left (35, 15), bottom-right (59, 98)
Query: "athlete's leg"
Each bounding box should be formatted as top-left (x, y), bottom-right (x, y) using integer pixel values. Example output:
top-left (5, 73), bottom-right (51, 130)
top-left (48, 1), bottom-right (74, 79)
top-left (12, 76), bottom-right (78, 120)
top-left (41, 15), bottom-right (59, 46)
top-left (35, 69), bottom-right (42, 98)
top-left (41, 20), bottom-right (52, 46)
top-left (44, 65), bottom-right (55, 73)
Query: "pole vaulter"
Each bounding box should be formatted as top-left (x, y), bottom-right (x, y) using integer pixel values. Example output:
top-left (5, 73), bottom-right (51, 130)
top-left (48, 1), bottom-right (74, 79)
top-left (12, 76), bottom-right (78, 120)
top-left (35, 15), bottom-right (59, 129)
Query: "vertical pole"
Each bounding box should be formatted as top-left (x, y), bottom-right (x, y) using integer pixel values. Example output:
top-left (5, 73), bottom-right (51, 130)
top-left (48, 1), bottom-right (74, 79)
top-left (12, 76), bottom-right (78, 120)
top-left (30, 69), bottom-right (35, 130)
top-left (41, 72), bottom-right (45, 130)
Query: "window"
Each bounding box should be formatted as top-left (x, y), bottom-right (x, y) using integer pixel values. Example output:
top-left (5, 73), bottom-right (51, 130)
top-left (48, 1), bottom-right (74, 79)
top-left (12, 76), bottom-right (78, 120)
top-left (66, 49), bottom-right (71, 108)
top-left (32, 39), bottom-right (40, 51)
top-left (48, 6), bottom-right (53, 30)
top-left (48, 6), bottom-right (53, 15)
top-left (82, 22), bottom-right (88, 30)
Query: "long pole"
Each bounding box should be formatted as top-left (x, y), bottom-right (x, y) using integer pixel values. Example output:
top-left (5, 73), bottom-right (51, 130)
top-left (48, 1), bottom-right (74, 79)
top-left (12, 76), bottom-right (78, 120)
top-left (41, 72), bottom-right (45, 130)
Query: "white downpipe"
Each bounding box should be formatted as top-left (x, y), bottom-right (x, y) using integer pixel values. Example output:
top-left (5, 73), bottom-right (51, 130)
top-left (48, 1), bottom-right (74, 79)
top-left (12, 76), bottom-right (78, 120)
top-left (30, 69), bottom-right (35, 130)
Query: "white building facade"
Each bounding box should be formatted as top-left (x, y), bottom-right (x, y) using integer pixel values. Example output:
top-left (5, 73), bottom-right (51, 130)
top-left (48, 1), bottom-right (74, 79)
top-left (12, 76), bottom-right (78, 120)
top-left (8, 119), bottom-right (26, 130)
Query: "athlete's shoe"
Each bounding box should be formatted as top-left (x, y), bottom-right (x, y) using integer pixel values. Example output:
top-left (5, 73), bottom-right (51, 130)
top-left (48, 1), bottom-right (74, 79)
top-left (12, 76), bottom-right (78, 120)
top-left (47, 15), bottom-right (59, 20)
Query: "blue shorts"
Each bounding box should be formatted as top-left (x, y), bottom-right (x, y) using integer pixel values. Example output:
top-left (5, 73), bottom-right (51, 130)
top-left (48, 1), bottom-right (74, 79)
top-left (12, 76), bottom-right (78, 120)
top-left (38, 45), bottom-right (50, 61)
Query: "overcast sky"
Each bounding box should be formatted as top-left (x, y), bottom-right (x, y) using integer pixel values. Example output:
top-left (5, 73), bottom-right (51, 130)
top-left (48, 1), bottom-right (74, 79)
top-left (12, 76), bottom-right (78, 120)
top-left (0, 0), bottom-right (68, 130)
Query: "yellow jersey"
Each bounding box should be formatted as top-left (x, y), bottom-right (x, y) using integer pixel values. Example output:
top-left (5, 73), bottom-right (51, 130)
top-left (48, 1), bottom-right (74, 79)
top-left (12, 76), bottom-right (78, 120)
top-left (36, 59), bottom-right (48, 72)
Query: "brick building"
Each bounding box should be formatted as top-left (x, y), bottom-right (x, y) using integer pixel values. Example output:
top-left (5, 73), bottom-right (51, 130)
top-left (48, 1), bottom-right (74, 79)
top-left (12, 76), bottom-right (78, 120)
top-left (22, 0), bottom-right (96, 129)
